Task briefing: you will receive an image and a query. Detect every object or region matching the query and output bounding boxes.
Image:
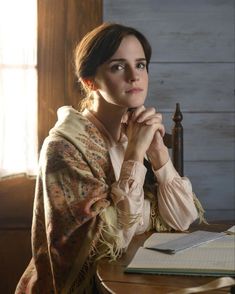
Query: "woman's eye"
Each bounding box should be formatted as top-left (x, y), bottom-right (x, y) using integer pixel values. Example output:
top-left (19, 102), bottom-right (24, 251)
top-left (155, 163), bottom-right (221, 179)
top-left (136, 62), bottom-right (146, 70)
top-left (111, 64), bottom-right (125, 71)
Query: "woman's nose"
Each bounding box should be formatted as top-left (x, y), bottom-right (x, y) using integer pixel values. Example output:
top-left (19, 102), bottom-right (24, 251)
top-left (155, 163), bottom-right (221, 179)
top-left (127, 67), bottom-right (139, 82)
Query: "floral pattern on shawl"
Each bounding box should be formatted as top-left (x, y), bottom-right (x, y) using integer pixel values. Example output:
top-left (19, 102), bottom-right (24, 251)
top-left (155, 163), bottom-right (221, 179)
top-left (15, 107), bottom-right (116, 294)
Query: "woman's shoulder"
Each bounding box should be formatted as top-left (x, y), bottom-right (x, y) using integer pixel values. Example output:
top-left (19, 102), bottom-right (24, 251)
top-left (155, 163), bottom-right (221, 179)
top-left (48, 106), bottom-right (106, 150)
top-left (38, 106), bottom-right (110, 173)
top-left (39, 125), bottom-right (111, 178)
top-left (39, 135), bottom-right (79, 168)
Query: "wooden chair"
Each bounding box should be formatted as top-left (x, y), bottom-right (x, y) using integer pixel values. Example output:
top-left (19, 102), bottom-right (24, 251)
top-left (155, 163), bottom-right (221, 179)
top-left (163, 102), bottom-right (184, 176)
top-left (144, 103), bottom-right (184, 185)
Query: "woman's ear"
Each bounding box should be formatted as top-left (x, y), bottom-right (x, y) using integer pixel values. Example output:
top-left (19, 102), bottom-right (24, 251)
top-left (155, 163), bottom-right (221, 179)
top-left (81, 78), bottom-right (98, 91)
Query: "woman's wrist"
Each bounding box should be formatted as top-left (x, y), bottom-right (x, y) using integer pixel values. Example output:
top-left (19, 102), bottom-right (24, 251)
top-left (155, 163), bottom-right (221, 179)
top-left (147, 146), bottom-right (169, 170)
top-left (124, 144), bottom-right (145, 163)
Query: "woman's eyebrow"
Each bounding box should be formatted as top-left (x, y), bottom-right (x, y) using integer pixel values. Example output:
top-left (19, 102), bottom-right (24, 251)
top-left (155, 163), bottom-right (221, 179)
top-left (108, 58), bottom-right (146, 63)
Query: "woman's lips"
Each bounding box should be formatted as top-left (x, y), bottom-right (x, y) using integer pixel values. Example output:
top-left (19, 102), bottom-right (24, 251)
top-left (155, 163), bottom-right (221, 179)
top-left (125, 88), bottom-right (143, 94)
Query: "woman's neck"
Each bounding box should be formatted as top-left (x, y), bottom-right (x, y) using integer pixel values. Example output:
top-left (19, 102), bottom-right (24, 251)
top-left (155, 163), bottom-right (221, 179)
top-left (90, 94), bottom-right (127, 143)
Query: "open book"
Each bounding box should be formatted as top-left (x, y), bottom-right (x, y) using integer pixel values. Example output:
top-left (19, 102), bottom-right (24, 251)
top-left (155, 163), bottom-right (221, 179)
top-left (125, 231), bottom-right (235, 276)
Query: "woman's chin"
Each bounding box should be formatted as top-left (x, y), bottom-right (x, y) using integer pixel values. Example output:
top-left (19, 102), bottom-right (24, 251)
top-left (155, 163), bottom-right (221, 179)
top-left (127, 100), bottom-right (145, 108)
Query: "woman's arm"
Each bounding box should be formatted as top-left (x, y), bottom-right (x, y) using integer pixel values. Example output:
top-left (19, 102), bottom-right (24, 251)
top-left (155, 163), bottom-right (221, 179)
top-left (152, 159), bottom-right (200, 231)
top-left (121, 106), bottom-right (205, 232)
top-left (107, 160), bottom-right (150, 249)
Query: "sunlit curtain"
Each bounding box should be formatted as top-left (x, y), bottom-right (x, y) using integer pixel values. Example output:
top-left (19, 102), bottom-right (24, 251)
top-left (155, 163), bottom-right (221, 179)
top-left (0, 0), bottom-right (38, 178)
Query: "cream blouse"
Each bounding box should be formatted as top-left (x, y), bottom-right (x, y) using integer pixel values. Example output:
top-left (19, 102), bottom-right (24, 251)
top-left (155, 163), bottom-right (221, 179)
top-left (83, 109), bottom-right (198, 249)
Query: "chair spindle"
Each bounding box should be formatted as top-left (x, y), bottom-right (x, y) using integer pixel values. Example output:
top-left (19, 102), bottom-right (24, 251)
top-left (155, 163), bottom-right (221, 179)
top-left (172, 103), bottom-right (184, 176)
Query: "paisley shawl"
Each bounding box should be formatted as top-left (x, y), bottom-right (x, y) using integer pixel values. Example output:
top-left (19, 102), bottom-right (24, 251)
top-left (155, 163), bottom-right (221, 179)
top-left (16, 107), bottom-right (119, 293)
top-left (15, 106), bottom-right (205, 294)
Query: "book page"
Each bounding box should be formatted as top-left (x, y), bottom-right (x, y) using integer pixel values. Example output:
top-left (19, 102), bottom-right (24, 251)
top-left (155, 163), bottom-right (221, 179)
top-left (126, 234), bottom-right (235, 275)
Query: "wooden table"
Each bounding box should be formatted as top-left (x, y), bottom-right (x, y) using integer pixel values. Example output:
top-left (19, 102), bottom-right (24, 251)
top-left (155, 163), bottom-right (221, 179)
top-left (96, 222), bottom-right (234, 294)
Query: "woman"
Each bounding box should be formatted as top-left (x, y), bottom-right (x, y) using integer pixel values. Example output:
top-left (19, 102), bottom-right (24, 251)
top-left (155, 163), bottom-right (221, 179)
top-left (16, 23), bottom-right (205, 294)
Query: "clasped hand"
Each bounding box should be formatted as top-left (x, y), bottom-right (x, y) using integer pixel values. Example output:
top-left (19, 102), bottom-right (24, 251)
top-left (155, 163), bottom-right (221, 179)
top-left (122, 105), bottom-right (169, 169)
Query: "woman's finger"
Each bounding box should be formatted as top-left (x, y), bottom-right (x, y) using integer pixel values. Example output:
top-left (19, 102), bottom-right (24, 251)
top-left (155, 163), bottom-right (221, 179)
top-left (136, 107), bottom-right (157, 122)
top-left (149, 123), bottom-right (165, 137)
top-left (136, 108), bottom-right (162, 124)
top-left (143, 116), bottom-right (162, 126)
top-left (142, 113), bottom-right (162, 124)
top-left (130, 105), bottom-right (146, 121)
top-left (121, 111), bottom-right (129, 124)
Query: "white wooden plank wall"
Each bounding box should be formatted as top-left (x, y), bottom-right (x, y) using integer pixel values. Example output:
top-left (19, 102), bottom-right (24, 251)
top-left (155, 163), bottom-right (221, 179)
top-left (103, 0), bottom-right (235, 221)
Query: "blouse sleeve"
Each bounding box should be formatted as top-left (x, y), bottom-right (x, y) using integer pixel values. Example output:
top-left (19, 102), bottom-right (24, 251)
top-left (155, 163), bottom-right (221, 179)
top-left (152, 159), bottom-right (203, 231)
top-left (109, 160), bottom-right (150, 249)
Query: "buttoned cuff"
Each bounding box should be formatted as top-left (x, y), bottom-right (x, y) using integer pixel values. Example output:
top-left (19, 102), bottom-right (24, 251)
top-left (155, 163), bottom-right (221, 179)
top-left (153, 159), bottom-right (179, 184)
top-left (119, 160), bottom-right (147, 186)
top-left (111, 160), bottom-right (146, 206)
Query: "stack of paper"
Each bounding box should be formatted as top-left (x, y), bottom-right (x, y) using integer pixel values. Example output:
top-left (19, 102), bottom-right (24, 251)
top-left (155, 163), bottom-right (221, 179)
top-left (145, 230), bottom-right (226, 254)
top-left (125, 230), bottom-right (235, 276)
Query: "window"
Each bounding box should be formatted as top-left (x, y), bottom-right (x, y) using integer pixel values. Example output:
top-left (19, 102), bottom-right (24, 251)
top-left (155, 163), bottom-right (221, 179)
top-left (0, 0), bottom-right (102, 232)
top-left (0, 0), bottom-right (38, 178)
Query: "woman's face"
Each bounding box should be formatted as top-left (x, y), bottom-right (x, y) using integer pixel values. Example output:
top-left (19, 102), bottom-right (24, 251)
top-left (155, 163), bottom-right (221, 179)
top-left (94, 35), bottom-right (148, 109)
